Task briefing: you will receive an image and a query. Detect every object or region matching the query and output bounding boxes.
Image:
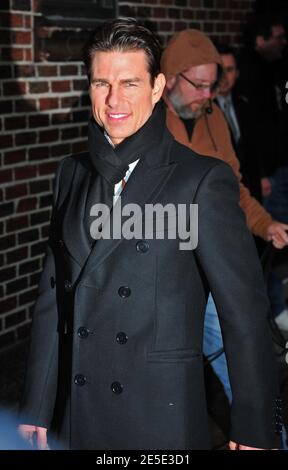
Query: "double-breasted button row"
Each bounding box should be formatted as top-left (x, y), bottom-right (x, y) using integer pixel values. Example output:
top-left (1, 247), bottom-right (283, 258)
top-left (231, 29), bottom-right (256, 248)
top-left (116, 332), bottom-right (128, 344)
top-left (77, 327), bottom-right (89, 339)
top-left (64, 280), bottom-right (73, 292)
top-left (111, 381), bottom-right (123, 394)
top-left (118, 286), bottom-right (131, 298)
top-left (74, 374), bottom-right (86, 386)
top-left (136, 240), bottom-right (149, 253)
top-left (74, 375), bottom-right (124, 395)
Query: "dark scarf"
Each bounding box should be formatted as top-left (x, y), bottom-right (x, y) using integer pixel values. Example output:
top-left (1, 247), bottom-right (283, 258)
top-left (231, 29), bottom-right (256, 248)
top-left (85, 100), bottom-right (167, 243)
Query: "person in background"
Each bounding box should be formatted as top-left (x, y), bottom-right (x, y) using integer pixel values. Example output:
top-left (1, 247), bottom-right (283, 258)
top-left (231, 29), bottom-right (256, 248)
top-left (238, 17), bottom-right (288, 331)
top-left (215, 44), bottom-right (262, 203)
top-left (161, 29), bottom-right (288, 404)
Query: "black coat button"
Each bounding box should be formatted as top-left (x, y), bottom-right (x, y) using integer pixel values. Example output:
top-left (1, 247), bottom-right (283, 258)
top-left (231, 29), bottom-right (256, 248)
top-left (116, 332), bottom-right (128, 344)
top-left (136, 241), bottom-right (149, 253)
top-left (111, 381), bottom-right (123, 394)
top-left (74, 374), bottom-right (86, 386)
top-left (64, 280), bottom-right (73, 292)
top-left (78, 327), bottom-right (89, 339)
top-left (118, 286), bottom-right (131, 298)
top-left (50, 276), bottom-right (55, 289)
top-left (58, 239), bottom-right (64, 248)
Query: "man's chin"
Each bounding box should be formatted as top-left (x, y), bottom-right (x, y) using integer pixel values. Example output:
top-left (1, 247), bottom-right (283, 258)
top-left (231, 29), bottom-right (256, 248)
top-left (190, 105), bottom-right (206, 119)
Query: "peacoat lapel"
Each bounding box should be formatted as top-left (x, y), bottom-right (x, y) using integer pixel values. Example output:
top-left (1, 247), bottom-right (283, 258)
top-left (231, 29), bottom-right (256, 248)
top-left (81, 130), bottom-right (177, 279)
top-left (62, 158), bottom-right (92, 267)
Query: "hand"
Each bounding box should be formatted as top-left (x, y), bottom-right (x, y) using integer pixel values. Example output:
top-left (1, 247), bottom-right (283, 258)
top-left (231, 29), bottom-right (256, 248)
top-left (266, 221), bottom-right (288, 249)
top-left (229, 440), bottom-right (267, 450)
top-left (261, 177), bottom-right (272, 198)
top-left (18, 424), bottom-right (49, 450)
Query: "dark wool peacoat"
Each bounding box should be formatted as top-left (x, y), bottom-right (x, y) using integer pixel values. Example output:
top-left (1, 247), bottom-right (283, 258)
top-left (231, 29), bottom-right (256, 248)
top-left (20, 123), bottom-right (281, 450)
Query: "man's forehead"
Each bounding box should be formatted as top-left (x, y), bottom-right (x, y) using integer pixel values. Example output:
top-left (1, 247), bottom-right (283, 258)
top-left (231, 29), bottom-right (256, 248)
top-left (91, 49), bottom-right (148, 68)
top-left (221, 54), bottom-right (236, 65)
top-left (184, 63), bottom-right (217, 78)
top-left (90, 50), bottom-right (150, 81)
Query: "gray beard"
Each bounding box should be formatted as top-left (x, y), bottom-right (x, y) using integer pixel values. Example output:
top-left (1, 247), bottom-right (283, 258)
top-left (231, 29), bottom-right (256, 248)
top-left (168, 90), bottom-right (204, 119)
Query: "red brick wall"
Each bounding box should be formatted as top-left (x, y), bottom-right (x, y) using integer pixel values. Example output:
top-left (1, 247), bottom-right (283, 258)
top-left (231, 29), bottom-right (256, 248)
top-left (120, 0), bottom-right (256, 45)
top-left (0, 0), bottom-right (256, 348)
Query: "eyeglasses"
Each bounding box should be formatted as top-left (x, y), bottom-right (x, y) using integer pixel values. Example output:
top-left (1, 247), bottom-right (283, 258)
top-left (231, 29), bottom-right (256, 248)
top-left (179, 73), bottom-right (218, 93)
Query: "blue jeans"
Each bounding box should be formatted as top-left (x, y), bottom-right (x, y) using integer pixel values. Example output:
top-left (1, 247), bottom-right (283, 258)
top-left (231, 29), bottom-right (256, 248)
top-left (203, 294), bottom-right (232, 403)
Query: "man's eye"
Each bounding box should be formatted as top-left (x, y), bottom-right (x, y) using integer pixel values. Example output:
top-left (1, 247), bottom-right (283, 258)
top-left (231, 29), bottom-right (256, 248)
top-left (94, 82), bottom-right (108, 88)
top-left (125, 82), bottom-right (137, 87)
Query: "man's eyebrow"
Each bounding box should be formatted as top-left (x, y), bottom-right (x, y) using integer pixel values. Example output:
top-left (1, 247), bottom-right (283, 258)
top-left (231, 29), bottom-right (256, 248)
top-left (91, 78), bottom-right (109, 84)
top-left (91, 77), bottom-right (143, 84)
top-left (120, 78), bottom-right (143, 83)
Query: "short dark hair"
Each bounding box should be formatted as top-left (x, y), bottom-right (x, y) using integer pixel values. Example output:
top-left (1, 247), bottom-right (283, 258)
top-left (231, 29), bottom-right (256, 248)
top-left (216, 44), bottom-right (236, 58)
top-left (216, 44), bottom-right (238, 66)
top-left (83, 18), bottom-right (162, 85)
top-left (243, 16), bottom-right (285, 47)
top-left (254, 16), bottom-right (284, 40)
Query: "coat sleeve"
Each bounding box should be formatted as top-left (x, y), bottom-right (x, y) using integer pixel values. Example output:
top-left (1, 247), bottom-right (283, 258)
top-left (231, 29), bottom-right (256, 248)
top-left (208, 105), bottom-right (273, 239)
top-left (194, 161), bottom-right (280, 449)
top-left (19, 158), bottom-right (66, 428)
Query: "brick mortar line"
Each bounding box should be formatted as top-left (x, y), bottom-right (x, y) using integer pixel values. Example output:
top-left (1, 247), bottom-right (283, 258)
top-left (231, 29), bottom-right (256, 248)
top-left (0, 10), bottom-right (34, 15)
top-left (1, 138), bottom-right (86, 150)
top-left (0, 45), bottom-right (32, 49)
top-left (4, 272), bottom-right (40, 287)
top-left (0, 174), bottom-right (54, 187)
top-left (0, 27), bottom-right (32, 32)
top-left (2, 205), bottom-right (52, 213)
top-left (2, 309), bottom-right (32, 323)
top-left (1, 154), bottom-right (66, 161)
top-left (3, 145), bottom-right (85, 160)
top-left (0, 62), bottom-right (84, 68)
top-left (3, 219), bottom-right (52, 232)
top-left (1, 78), bottom-right (87, 83)
top-left (0, 319), bottom-right (33, 336)
top-left (2, 256), bottom-right (43, 270)
top-left (2, 141), bottom-right (86, 162)
top-left (0, 288), bottom-right (38, 302)
top-left (0, 119), bottom-right (88, 127)
top-left (5, 253), bottom-right (46, 267)
top-left (1, 202), bottom-right (53, 213)
top-left (0, 99), bottom-right (89, 107)
top-left (4, 245), bottom-right (49, 262)
top-left (1, 117), bottom-right (89, 130)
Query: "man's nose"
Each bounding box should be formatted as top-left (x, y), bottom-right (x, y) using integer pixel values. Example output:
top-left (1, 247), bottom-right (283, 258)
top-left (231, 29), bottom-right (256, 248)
top-left (201, 87), bottom-right (212, 99)
top-left (106, 85), bottom-right (120, 107)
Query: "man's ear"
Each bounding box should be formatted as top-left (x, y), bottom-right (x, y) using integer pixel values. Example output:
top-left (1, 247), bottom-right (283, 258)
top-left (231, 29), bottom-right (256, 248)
top-left (152, 73), bottom-right (166, 104)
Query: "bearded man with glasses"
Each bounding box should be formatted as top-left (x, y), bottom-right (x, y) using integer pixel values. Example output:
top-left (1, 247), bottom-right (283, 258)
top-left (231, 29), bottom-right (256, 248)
top-left (161, 28), bottom-right (288, 428)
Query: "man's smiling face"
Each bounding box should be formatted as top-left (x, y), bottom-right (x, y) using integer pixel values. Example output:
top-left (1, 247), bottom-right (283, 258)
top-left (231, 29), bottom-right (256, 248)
top-left (89, 50), bottom-right (165, 145)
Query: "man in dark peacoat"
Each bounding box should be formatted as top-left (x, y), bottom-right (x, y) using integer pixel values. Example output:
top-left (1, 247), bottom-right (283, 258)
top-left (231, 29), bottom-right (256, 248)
top-left (19, 19), bottom-right (281, 451)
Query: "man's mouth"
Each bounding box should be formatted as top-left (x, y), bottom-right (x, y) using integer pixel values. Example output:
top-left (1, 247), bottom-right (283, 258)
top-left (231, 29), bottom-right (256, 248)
top-left (106, 113), bottom-right (130, 122)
